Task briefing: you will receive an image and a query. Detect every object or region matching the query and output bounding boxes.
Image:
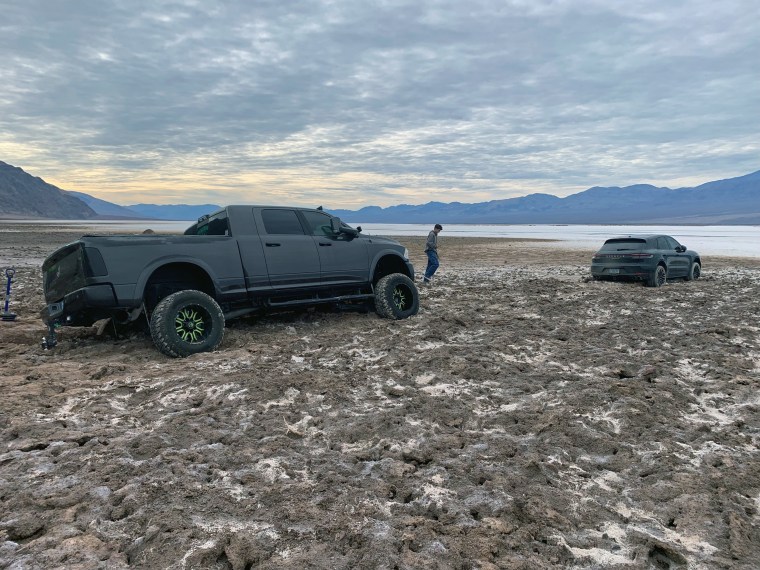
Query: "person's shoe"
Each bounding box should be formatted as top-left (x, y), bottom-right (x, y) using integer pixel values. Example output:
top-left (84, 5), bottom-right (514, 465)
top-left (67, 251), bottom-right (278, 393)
top-left (422, 277), bottom-right (431, 286)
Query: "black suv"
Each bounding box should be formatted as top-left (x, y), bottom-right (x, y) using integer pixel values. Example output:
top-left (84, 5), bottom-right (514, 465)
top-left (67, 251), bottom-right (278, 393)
top-left (590, 234), bottom-right (701, 287)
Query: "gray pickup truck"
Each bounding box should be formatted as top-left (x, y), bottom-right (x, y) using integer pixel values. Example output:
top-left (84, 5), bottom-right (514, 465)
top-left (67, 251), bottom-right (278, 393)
top-left (41, 205), bottom-right (418, 357)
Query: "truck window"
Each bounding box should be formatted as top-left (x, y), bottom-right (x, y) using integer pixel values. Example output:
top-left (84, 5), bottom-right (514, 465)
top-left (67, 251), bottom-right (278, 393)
top-left (262, 209), bottom-right (305, 235)
top-left (301, 211), bottom-right (334, 236)
top-left (187, 214), bottom-right (229, 236)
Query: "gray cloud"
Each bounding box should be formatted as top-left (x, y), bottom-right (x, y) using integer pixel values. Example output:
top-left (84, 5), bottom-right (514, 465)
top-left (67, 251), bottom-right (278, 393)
top-left (1, 0), bottom-right (758, 207)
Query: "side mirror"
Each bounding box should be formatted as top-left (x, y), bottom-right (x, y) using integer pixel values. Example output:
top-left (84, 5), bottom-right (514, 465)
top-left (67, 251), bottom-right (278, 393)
top-left (330, 217), bottom-right (358, 237)
top-left (676, 245), bottom-right (686, 253)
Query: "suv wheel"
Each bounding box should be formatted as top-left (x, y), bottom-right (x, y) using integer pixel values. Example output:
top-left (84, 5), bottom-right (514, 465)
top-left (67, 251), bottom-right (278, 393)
top-left (647, 265), bottom-right (667, 288)
top-left (149, 290), bottom-right (225, 357)
top-left (686, 261), bottom-right (701, 281)
top-left (374, 274), bottom-right (419, 319)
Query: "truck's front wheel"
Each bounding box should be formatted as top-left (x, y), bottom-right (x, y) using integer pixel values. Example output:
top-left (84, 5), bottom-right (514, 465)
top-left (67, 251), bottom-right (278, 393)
top-left (149, 290), bottom-right (225, 357)
top-left (374, 274), bottom-right (419, 319)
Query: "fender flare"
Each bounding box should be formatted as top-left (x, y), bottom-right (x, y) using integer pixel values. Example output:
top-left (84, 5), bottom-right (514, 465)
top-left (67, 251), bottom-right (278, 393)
top-left (133, 255), bottom-right (220, 302)
top-left (369, 250), bottom-right (412, 281)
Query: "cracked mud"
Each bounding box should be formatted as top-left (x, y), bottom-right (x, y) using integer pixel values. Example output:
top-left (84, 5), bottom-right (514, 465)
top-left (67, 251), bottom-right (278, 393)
top-left (1, 225), bottom-right (759, 569)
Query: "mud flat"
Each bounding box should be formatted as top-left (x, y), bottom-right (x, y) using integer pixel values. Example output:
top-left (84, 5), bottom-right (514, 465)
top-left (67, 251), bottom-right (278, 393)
top-left (1, 224), bottom-right (759, 569)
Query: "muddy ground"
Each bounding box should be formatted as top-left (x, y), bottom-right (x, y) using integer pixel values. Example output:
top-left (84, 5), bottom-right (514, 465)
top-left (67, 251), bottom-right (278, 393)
top-left (1, 224), bottom-right (759, 569)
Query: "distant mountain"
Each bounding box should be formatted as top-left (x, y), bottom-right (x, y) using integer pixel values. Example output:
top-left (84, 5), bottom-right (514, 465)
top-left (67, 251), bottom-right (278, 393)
top-left (67, 190), bottom-right (146, 219)
top-left (126, 203), bottom-right (222, 221)
top-left (330, 170), bottom-right (760, 225)
top-left (2, 159), bottom-right (759, 224)
top-left (68, 190), bottom-right (220, 221)
top-left (0, 160), bottom-right (220, 220)
top-left (0, 161), bottom-right (95, 219)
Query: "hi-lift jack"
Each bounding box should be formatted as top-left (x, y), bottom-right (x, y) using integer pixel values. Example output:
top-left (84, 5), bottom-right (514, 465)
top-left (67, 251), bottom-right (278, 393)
top-left (2, 268), bottom-right (17, 322)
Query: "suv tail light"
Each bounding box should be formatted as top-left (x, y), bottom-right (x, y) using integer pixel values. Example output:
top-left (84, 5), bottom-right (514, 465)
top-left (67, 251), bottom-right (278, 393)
top-left (593, 253), bottom-right (653, 260)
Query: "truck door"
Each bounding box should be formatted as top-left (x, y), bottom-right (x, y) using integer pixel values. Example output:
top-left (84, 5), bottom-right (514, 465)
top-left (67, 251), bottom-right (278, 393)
top-left (299, 210), bottom-right (369, 285)
top-left (231, 207), bottom-right (271, 293)
top-left (257, 208), bottom-right (321, 287)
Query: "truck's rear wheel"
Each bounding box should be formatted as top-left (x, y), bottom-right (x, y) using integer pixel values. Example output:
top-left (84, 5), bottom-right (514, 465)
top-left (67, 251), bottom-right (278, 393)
top-left (374, 274), bottom-right (419, 319)
top-left (149, 290), bottom-right (225, 357)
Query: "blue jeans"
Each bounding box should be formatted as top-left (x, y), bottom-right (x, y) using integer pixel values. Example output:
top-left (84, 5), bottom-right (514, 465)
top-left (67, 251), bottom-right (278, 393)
top-left (424, 251), bottom-right (439, 280)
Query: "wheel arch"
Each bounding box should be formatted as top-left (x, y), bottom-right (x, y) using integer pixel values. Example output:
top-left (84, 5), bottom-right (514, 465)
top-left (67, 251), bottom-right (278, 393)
top-left (138, 259), bottom-right (217, 310)
top-left (371, 252), bottom-right (412, 284)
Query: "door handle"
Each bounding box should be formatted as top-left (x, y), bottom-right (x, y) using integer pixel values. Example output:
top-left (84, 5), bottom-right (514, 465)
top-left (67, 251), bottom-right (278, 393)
top-left (265, 243), bottom-right (281, 247)
top-left (319, 242), bottom-right (332, 246)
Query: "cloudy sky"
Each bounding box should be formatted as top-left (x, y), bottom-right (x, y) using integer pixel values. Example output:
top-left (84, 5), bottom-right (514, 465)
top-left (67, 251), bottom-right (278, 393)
top-left (1, 0), bottom-right (758, 208)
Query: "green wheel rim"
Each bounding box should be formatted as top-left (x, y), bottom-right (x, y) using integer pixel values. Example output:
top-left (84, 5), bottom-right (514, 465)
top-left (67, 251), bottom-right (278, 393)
top-left (393, 286), bottom-right (410, 311)
top-left (175, 306), bottom-right (209, 343)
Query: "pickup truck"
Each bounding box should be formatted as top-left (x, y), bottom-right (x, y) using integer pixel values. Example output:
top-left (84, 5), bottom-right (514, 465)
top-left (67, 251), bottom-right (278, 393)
top-left (41, 205), bottom-right (418, 357)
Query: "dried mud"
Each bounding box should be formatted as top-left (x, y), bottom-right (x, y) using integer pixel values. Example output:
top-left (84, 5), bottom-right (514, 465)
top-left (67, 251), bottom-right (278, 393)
top-left (1, 225), bottom-right (760, 569)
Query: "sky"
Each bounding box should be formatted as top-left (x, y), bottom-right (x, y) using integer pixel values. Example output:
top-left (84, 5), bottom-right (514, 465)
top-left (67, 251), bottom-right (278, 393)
top-left (1, 0), bottom-right (759, 209)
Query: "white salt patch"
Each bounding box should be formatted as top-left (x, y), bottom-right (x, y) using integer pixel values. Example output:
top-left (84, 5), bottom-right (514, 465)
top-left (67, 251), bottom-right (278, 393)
top-left (415, 341), bottom-right (445, 350)
top-left (346, 348), bottom-right (386, 362)
top-left (340, 442), bottom-right (373, 454)
top-left (421, 383), bottom-right (470, 397)
top-left (683, 392), bottom-right (734, 426)
top-left (254, 458), bottom-right (291, 482)
top-left (192, 516), bottom-right (279, 538)
top-left (263, 387), bottom-right (300, 410)
top-left (420, 483), bottom-right (456, 506)
top-left (181, 539), bottom-right (218, 568)
top-left (580, 409), bottom-right (622, 434)
top-left (551, 534), bottom-right (632, 566)
top-left (586, 471), bottom-right (623, 493)
top-left (674, 440), bottom-right (733, 468)
top-left (414, 372), bottom-right (436, 385)
top-left (611, 504), bottom-right (719, 555)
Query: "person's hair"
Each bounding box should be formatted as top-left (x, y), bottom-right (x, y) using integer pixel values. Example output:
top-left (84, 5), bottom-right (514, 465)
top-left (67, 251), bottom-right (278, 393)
top-left (434, 224), bottom-right (443, 230)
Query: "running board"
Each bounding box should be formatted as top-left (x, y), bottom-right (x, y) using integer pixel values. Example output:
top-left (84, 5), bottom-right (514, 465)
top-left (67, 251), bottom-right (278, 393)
top-left (223, 292), bottom-right (375, 320)
top-left (266, 293), bottom-right (374, 308)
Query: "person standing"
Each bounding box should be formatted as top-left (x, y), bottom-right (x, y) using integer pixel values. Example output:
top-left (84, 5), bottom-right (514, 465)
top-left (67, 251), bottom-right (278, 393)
top-left (423, 224), bottom-right (442, 284)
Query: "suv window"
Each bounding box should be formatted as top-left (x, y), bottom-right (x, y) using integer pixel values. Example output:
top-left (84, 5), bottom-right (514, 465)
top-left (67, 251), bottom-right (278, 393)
top-left (262, 209), bottom-right (305, 235)
top-left (656, 237), bottom-right (670, 250)
top-left (301, 211), bottom-right (335, 236)
top-left (600, 238), bottom-right (645, 251)
top-left (665, 236), bottom-right (681, 250)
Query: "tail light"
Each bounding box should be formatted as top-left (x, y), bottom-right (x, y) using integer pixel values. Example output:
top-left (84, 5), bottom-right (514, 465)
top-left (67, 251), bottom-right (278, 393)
top-left (83, 247), bottom-right (108, 276)
top-left (593, 253), bottom-right (652, 260)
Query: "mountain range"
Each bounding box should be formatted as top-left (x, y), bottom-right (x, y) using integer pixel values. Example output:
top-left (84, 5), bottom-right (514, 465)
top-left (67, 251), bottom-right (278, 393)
top-left (1, 159), bottom-right (759, 224)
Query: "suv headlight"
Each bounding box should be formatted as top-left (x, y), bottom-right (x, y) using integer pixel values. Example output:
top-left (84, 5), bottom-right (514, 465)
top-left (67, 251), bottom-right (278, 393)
top-left (402, 248), bottom-right (409, 260)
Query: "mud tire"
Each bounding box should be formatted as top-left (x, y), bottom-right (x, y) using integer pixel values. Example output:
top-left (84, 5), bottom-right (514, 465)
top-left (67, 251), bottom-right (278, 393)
top-left (374, 274), bottom-right (419, 319)
top-left (686, 261), bottom-right (701, 281)
top-left (647, 265), bottom-right (667, 288)
top-left (149, 290), bottom-right (225, 357)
